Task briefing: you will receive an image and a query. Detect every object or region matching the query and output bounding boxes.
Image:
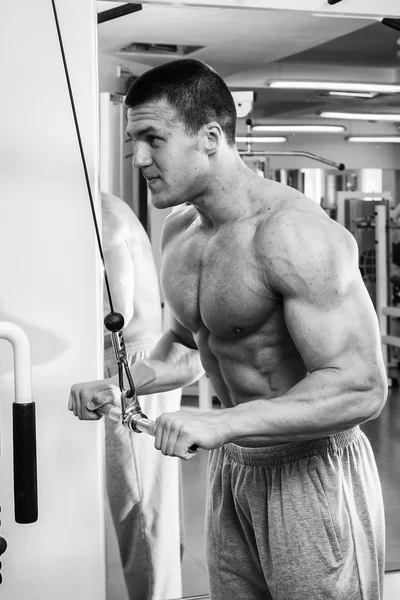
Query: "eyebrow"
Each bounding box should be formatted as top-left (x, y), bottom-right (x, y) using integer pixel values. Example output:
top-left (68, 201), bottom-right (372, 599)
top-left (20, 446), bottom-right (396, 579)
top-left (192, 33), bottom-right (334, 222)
top-left (126, 126), bottom-right (161, 140)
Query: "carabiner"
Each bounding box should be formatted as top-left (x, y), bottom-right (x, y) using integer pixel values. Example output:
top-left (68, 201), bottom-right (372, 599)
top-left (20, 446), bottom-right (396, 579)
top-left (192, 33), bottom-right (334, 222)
top-left (104, 311), bottom-right (141, 419)
top-left (112, 337), bottom-right (141, 418)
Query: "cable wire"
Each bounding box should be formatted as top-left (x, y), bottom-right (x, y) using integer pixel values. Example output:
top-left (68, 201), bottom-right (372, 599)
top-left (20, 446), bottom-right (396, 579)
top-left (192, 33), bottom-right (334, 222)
top-left (50, 0), bottom-right (115, 313)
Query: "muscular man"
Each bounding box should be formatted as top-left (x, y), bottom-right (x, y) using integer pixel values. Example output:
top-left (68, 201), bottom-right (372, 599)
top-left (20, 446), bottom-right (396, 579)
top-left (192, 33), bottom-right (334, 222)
top-left (101, 191), bottom-right (182, 600)
top-left (70, 60), bottom-right (387, 600)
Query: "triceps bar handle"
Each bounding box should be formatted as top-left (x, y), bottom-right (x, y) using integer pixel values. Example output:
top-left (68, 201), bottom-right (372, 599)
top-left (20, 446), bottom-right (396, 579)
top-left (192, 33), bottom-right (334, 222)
top-left (96, 404), bottom-right (198, 453)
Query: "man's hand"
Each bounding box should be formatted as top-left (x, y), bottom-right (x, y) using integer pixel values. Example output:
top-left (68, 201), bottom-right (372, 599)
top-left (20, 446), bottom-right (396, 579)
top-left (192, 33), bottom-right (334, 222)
top-left (154, 410), bottom-right (227, 460)
top-left (68, 379), bottom-right (120, 421)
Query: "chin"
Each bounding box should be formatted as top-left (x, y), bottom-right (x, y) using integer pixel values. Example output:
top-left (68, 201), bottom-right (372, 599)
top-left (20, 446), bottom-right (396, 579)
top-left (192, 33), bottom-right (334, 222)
top-left (150, 193), bottom-right (168, 209)
top-left (150, 193), bottom-right (184, 210)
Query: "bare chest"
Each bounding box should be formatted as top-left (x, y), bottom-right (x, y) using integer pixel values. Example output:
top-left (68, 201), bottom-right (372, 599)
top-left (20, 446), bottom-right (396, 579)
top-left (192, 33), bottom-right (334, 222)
top-left (161, 223), bottom-right (278, 337)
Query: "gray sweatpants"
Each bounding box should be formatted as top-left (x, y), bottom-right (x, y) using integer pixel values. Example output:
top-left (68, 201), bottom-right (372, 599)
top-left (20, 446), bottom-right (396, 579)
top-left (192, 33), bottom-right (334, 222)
top-left (206, 426), bottom-right (385, 600)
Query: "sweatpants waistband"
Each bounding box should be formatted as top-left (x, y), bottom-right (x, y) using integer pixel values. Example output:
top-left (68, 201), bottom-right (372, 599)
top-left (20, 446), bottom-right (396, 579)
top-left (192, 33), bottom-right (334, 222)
top-left (224, 426), bottom-right (362, 467)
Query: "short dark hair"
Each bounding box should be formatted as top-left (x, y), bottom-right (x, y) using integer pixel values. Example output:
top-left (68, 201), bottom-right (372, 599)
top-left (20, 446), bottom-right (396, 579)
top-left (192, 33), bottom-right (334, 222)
top-left (124, 59), bottom-right (237, 146)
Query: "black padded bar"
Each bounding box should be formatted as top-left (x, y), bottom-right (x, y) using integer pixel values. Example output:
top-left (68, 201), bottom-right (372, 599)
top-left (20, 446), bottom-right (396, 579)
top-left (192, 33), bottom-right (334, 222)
top-left (13, 403), bottom-right (38, 524)
top-left (98, 3), bottom-right (142, 24)
top-left (327, 0), bottom-right (343, 4)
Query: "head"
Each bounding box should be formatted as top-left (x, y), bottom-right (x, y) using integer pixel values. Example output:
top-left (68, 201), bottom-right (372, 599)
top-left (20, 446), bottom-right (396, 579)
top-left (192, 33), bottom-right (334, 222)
top-left (124, 59), bottom-right (237, 209)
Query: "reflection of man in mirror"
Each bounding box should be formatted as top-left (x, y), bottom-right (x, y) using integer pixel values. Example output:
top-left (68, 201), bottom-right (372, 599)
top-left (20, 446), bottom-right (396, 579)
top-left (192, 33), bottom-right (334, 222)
top-left (71, 61), bottom-right (387, 600)
top-left (102, 191), bottom-right (182, 600)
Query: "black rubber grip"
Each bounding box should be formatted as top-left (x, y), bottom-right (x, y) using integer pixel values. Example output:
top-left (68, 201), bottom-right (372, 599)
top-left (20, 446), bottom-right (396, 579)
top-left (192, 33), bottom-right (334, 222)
top-left (13, 402), bottom-right (38, 524)
top-left (0, 536), bottom-right (7, 555)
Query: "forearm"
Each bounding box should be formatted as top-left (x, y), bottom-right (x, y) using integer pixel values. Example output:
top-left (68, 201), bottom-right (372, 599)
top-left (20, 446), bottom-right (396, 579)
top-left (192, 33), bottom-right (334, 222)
top-left (218, 368), bottom-right (387, 445)
top-left (109, 329), bottom-right (205, 395)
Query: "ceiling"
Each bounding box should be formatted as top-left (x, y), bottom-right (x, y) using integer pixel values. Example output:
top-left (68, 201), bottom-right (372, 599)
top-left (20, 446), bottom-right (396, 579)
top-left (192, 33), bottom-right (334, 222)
top-left (97, 1), bottom-right (400, 134)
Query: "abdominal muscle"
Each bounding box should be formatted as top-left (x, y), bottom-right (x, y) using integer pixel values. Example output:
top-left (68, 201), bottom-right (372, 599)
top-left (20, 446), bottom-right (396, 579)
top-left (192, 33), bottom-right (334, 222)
top-left (195, 325), bottom-right (307, 445)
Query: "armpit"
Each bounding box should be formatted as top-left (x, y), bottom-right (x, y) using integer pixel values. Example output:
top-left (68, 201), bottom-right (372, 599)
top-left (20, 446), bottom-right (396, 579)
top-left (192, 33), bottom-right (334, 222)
top-left (170, 329), bottom-right (198, 350)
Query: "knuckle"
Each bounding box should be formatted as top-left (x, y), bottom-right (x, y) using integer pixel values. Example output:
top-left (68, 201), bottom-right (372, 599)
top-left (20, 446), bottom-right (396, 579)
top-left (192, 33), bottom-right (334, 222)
top-left (170, 420), bottom-right (181, 432)
top-left (157, 414), bottom-right (168, 427)
top-left (180, 425), bottom-right (192, 440)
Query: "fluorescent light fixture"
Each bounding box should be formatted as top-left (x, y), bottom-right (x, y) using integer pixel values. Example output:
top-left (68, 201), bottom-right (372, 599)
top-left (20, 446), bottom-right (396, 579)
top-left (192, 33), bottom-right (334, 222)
top-left (266, 81), bottom-right (400, 93)
top-left (252, 125), bottom-right (345, 133)
top-left (236, 137), bottom-right (287, 143)
top-left (347, 136), bottom-right (400, 143)
top-left (320, 112), bottom-right (400, 121)
top-left (328, 91), bottom-right (378, 98)
top-left (312, 13), bottom-right (382, 20)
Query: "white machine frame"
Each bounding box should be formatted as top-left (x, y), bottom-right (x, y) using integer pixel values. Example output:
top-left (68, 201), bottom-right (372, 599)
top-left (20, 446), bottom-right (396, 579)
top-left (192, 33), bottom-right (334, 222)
top-left (337, 192), bottom-right (400, 375)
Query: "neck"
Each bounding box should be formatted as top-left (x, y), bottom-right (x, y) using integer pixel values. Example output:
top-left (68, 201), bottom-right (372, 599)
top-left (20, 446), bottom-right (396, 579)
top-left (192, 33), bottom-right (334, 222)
top-left (191, 153), bottom-right (260, 228)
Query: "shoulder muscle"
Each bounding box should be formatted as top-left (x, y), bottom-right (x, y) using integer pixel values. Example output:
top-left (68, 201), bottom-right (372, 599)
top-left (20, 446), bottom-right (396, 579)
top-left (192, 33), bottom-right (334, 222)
top-left (257, 207), bottom-right (359, 302)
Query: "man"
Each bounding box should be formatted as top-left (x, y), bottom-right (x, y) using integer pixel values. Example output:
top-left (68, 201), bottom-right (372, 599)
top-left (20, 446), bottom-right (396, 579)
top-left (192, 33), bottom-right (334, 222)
top-left (70, 60), bottom-right (387, 600)
top-left (101, 191), bottom-right (182, 600)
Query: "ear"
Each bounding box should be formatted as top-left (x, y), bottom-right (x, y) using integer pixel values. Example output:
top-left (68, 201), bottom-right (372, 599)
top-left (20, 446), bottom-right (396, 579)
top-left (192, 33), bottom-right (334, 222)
top-left (202, 122), bottom-right (223, 156)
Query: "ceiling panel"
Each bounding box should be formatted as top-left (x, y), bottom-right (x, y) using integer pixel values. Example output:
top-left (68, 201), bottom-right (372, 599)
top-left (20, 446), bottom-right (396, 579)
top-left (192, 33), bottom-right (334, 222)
top-left (285, 22), bottom-right (400, 68)
top-left (98, 4), bottom-right (373, 76)
top-left (97, 1), bottom-right (400, 126)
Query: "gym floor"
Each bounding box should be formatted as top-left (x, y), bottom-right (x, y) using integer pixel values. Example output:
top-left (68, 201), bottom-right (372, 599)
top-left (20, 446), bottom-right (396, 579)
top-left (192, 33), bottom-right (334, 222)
top-left (181, 383), bottom-right (400, 598)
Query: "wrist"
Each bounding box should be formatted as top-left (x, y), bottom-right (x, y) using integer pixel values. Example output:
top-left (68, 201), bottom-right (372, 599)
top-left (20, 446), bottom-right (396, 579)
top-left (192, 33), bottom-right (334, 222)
top-left (130, 359), bottom-right (157, 394)
top-left (212, 407), bottom-right (237, 445)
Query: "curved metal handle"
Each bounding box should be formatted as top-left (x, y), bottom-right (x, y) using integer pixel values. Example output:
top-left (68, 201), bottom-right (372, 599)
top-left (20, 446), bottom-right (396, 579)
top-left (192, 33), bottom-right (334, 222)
top-left (96, 404), bottom-right (198, 453)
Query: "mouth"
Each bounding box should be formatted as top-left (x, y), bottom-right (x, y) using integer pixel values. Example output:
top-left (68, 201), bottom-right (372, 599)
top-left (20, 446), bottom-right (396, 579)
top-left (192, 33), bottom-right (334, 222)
top-left (143, 172), bottom-right (158, 181)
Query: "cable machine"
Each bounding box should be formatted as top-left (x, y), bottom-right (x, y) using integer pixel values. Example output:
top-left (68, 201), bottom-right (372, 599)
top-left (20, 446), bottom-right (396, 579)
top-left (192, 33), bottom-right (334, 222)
top-left (238, 119), bottom-right (345, 174)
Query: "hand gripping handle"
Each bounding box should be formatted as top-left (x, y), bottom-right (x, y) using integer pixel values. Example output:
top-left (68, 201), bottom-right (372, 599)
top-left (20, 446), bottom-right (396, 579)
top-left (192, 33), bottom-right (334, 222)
top-left (96, 404), bottom-right (198, 453)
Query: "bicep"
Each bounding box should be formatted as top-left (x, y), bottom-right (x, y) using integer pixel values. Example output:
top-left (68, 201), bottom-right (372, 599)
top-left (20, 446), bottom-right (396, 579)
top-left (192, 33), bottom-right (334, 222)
top-left (264, 212), bottom-right (382, 374)
top-left (283, 275), bottom-right (380, 374)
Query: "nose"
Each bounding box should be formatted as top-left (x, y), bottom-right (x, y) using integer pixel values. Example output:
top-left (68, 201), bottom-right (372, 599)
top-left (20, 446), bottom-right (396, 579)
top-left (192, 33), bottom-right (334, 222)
top-left (132, 142), bottom-right (153, 169)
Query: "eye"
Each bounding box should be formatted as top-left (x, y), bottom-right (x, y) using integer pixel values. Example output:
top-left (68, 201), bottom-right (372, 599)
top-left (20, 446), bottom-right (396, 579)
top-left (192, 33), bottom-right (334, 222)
top-left (148, 135), bottom-right (161, 146)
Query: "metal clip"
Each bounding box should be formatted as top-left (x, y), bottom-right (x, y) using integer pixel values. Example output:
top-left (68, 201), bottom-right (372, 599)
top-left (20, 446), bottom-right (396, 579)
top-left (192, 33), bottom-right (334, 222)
top-left (110, 330), bottom-right (141, 419)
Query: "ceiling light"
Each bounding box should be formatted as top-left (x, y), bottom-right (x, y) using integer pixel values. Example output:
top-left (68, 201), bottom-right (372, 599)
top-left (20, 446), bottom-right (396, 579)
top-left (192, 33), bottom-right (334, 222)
top-left (252, 125), bottom-right (345, 133)
top-left (327, 91), bottom-right (378, 98)
top-left (236, 137), bottom-right (287, 143)
top-left (311, 13), bottom-right (382, 20)
top-left (320, 112), bottom-right (400, 121)
top-left (266, 81), bottom-right (400, 93)
top-left (347, 136), bottom-right (400, 143)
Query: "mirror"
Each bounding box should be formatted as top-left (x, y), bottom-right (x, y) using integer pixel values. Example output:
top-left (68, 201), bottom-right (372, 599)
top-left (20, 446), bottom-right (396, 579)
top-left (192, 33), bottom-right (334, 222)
top-left (97, 2), bottom-right (400, 598)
